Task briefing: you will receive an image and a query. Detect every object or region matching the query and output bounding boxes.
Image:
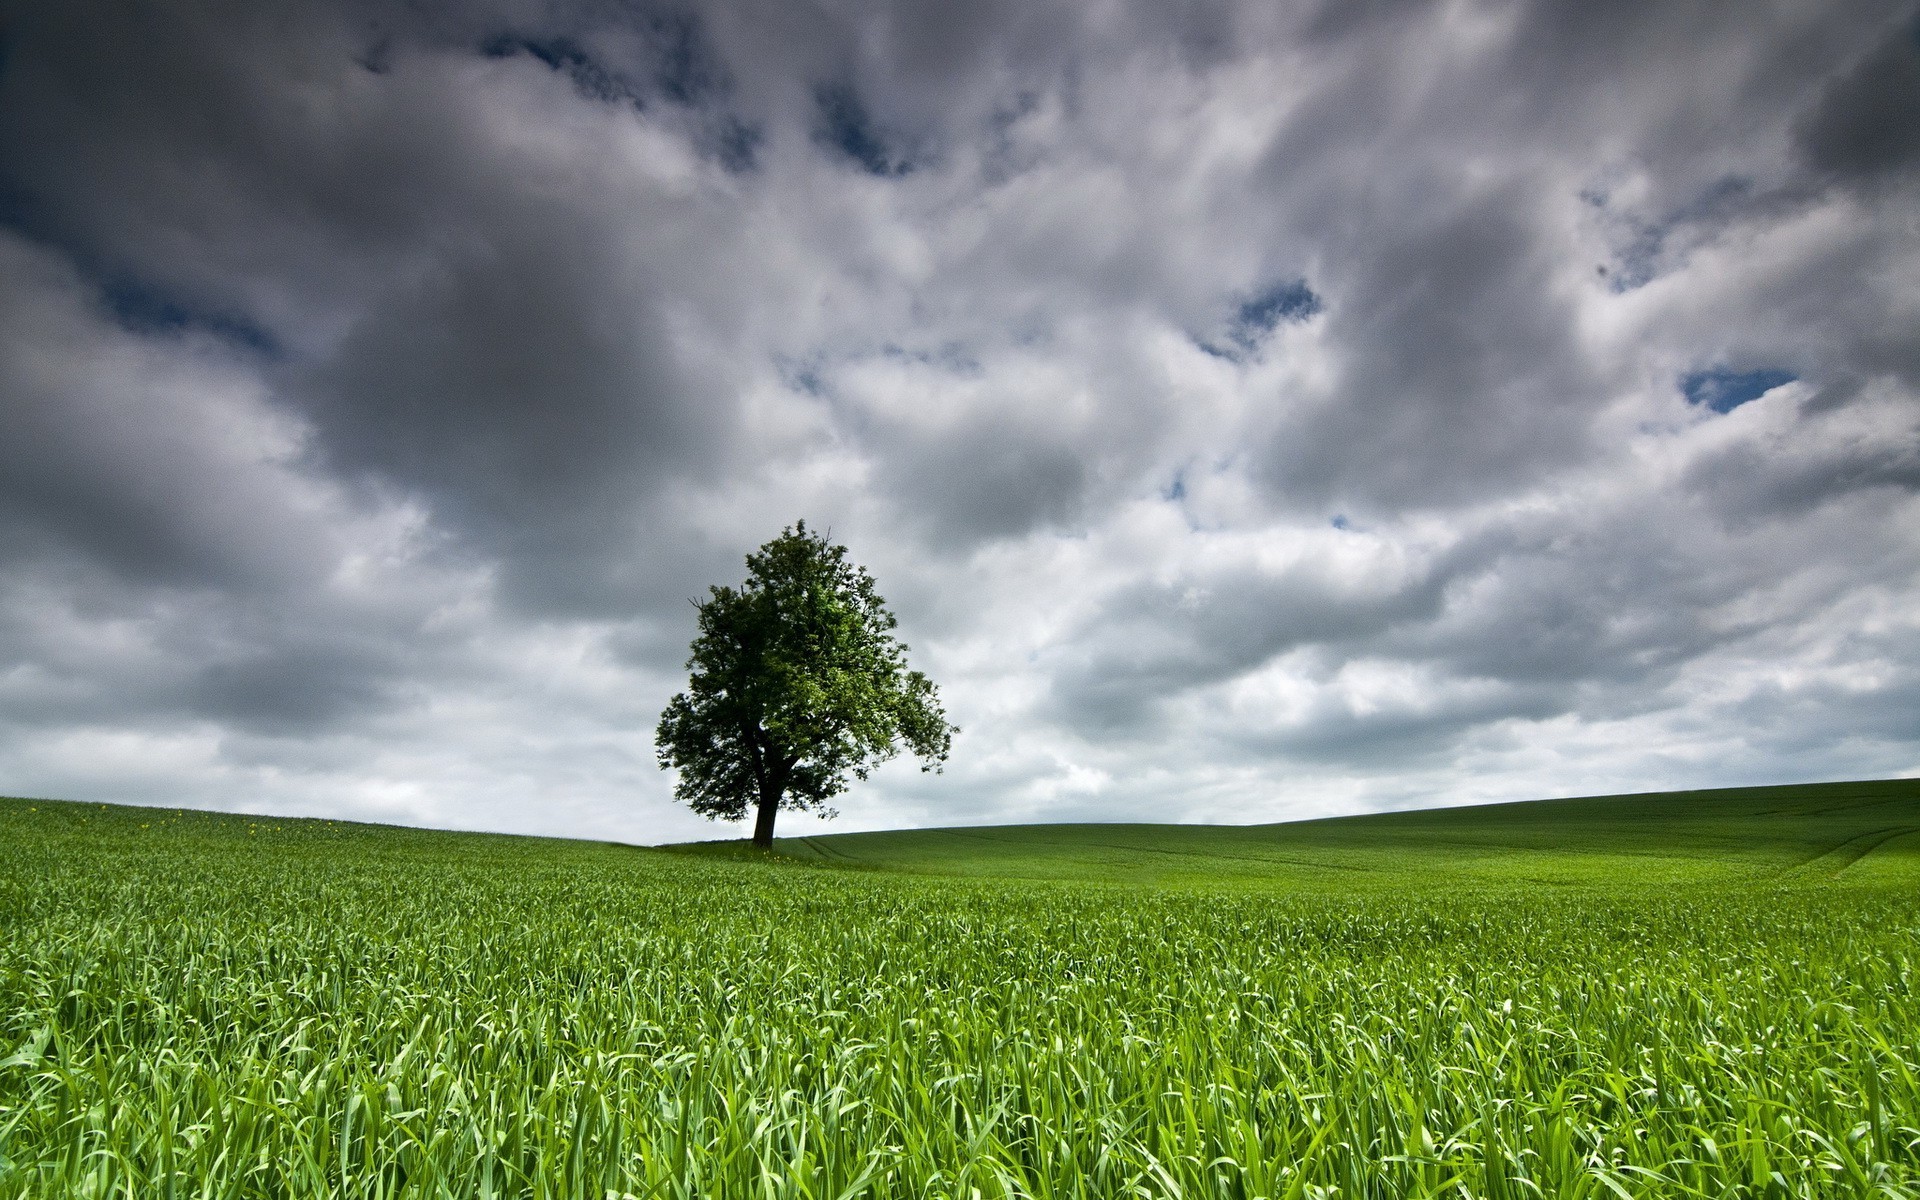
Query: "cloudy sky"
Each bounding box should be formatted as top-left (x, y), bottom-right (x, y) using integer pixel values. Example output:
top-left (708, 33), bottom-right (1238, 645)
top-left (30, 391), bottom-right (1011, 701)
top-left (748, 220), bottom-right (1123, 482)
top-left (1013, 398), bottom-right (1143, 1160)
top-left (2, 0), bottom-right (1917, 844)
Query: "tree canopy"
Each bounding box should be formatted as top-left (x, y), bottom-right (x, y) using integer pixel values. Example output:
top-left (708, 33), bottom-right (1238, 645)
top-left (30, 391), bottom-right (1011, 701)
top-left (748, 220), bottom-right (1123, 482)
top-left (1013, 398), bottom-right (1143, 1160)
top-left (655, 522), bottom-right (955, 847)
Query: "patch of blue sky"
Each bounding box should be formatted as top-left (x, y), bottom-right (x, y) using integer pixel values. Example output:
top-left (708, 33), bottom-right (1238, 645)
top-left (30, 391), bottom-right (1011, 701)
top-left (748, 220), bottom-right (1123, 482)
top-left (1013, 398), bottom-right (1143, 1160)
top-left (1237, 280), bottom-right (1322, 332)
top-left (481, 36), bottom-right (643, 109)
top-left (651, 13), bottom-right (726, 106)
top-left (1590, 175), bottom-right (1760, 293)
top-left (0, 190), bottom-right (278, 355)
top-left (481, 25), bottom-right (760, 171)
top-left (704, 117), bottom-right (761, 172)
top-left (1198, 279), bottom-right (1321, 361)
top-left (776, 353), bottom-right (830, 397)
top-left (1682, 366), bottom-right (1797, 414)
top-left (102, 276), bottom-right (280, 356)
top-left (813, 83), bottom-right (915, 177)
top-left (881, 341), bottom-right (981, 376)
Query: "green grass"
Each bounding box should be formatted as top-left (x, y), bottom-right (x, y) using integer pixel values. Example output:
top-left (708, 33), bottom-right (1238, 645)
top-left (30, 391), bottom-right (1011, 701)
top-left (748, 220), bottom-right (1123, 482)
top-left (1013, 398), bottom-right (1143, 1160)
top-left (732, 778), bottom-right (1920, 890)
top-left (2, 779), bottom-right (1917, 1198)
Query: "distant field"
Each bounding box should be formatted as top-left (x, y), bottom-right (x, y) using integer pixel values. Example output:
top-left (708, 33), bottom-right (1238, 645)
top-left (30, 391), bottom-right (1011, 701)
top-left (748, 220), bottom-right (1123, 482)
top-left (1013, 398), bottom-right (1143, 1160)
top-left (3, 780), bottom-right (1918, 1197)
top-left (726, 777), bottom-right (1920, 889)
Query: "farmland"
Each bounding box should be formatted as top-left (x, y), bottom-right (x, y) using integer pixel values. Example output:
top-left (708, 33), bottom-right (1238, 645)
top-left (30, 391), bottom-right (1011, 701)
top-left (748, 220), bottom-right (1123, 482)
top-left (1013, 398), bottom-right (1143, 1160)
top-left (2, 779), bottom-right (1918, 1197)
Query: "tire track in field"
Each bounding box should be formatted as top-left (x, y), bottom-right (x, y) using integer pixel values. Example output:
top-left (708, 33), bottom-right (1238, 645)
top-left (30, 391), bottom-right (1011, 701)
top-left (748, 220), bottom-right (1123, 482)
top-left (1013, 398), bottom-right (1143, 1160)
top-left (1828, 826), bottom-right (1920, 877)
top-left (1782, 825), bottom-right (1920, 879)
top-left (797, 836), bottom-right (859, 863)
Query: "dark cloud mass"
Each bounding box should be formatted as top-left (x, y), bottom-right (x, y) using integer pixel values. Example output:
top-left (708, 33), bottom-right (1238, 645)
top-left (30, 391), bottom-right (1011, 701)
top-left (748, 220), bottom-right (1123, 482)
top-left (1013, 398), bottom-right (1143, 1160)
top-left (1794, 17), bottom-right (1920, 186)
top-left (0, 0), bottom-right (1915, 842)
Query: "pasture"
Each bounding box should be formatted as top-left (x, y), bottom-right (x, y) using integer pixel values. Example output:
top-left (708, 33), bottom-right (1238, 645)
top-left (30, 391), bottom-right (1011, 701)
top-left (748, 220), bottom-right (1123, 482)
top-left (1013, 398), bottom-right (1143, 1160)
top-left (2, 779), bottom-right (1917, 1197)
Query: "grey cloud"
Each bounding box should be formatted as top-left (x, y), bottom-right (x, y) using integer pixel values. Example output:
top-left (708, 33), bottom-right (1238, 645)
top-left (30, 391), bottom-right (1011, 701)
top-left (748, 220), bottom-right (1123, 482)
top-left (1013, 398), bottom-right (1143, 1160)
top-left (1, 0), bottom-right (1916, 841)
top-left (755, 0), bottom-right (1078, 133)
top-left (812, 82), bottom-right (922, 176)
top-left (1225, 674), bottom-right (1568, 767)
top-left (5, 2), bottom-right (782, 618)
top-left (477, 18), bottom-right (762, 170)
top-left (1054, 389), bottom-right (1920, 770)
top-left (301, 224), bottom-right (740, 613)
top-left (1495, 0), bottom-right (1893, 166)
top-left (1589, 177), bottom-right (1823, 294)
top-left (1683, 430), bottom-right (1920, 532)
top-left (1244, 0), bottom-right (1908, 512)
top-left (1799, 375), bottom-right (1871, 416)
top-left (1261, 184), bottom-right (1600, 510)
top-left (874, 421), bottom-right (1088, 549)
top-left (480, 35), bottom-right (650, 109)
top-left (187, 641), bottom-right (409, 735)
top-left (0, 238), bottom-right (331, 593)
top-left (1794, 16), bottom-right (1920, 188)
top-left (0, 3), bottom-right (400, 328)
top-left (0, 554), bottom-right (446, 745)
top-left (1049, 542), bottom-right (1473, 732)
top-left (1394, 533), bottom-right (1735, 695)
top-left (1727, 650), bottom-right (1920, 756)
top-left (1382, 471), bottom-right (1910, 715)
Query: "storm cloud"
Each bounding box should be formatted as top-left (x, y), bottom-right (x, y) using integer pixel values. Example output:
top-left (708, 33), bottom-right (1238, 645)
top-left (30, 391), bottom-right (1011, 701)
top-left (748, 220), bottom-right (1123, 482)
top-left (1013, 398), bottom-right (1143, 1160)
top-left (1, 0), bottom-right (1915, 842)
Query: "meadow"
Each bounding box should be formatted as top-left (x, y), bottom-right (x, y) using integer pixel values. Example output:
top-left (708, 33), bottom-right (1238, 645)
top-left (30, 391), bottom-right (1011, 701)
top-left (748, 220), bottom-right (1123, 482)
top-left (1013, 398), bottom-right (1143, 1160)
top-left (1, 779), bottom-right (1916, 1198)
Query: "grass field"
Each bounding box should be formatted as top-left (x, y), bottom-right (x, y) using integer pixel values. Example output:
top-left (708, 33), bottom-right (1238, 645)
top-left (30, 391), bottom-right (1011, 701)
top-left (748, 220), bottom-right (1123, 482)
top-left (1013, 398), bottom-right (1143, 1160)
top-left (2, 779), bottom-right (1917, 1198)
top-left (732, 779), bottom-right (1920, 890)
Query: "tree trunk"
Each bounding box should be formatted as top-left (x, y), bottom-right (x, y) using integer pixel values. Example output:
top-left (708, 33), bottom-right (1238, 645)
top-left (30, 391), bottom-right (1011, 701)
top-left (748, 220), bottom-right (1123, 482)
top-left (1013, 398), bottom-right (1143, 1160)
top-left (751, 783), bottom-right (780, 849)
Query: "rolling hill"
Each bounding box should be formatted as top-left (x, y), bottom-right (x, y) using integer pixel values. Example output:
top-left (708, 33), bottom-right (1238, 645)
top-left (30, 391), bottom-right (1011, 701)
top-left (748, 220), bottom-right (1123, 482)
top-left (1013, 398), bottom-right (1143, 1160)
top-left (677, 776), bottom-right (1920, 889)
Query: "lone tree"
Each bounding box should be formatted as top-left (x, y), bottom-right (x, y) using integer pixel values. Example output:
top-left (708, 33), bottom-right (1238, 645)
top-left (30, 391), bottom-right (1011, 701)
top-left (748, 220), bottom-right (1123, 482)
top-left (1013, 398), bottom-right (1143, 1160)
top-left (656, 522), bottom-right (955, 848)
